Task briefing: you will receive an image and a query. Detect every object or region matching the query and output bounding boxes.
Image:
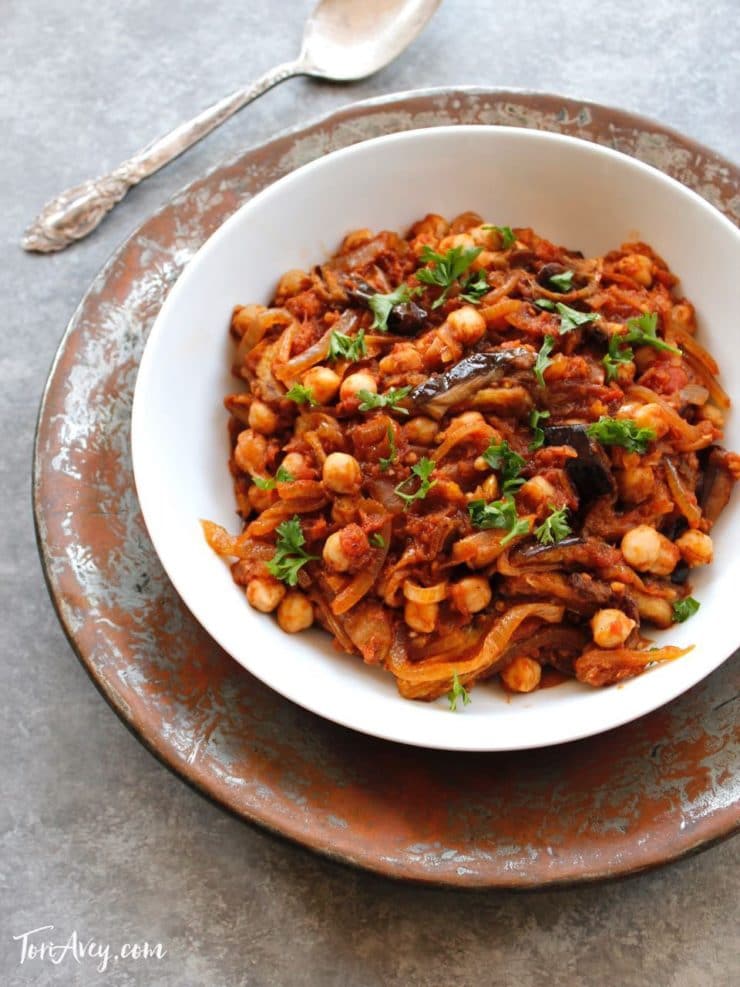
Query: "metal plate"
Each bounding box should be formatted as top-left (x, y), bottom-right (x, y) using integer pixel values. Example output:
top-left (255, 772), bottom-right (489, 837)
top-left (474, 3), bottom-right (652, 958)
top-left (34, 88), bottom-right (739, 888)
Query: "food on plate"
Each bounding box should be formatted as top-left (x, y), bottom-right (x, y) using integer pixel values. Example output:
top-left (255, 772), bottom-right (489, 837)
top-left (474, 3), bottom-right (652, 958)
top-left (203, 213), bottom-right (739, 705)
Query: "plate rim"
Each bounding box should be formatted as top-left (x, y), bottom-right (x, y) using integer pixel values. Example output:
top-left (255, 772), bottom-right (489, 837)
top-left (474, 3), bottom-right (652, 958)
top-left (33, 86), bottom-right (740, 887)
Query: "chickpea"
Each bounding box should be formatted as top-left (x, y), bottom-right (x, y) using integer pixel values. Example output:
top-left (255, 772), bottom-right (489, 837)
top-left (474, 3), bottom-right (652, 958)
top-left (621, 525), bottom-right (680, 575)
top-left (341, 228), bottom-right (373, 252)
top-left (248, 484), bottom-right (275, 513)
top-left (437, 232), bottom-right (476, 253)
top-left (246, 577), bottom-right (286, 613)
top-left (302, 366), bottom-right (340, 405)
top-left (275, 269), bottom-right (311, 299)
top-left (590, 608), bottom-right (636, 648)
top-left (405, 416), bottom-right (438, 446)
top-left (379, 344), bottom-right (423, 376)
top-left (501, 656), bottom-right (542, 693)
top-left (518, 476), bottom-right (557, 511)
top-left (632, 403), bottom-right (669, 439)
top-left (446, 306), bottom-right (487, 345)
top-left (248, 399), bottom-right (279, 435)
top-left (322, 452), bottom-right (362, 495)
top-left (340, 371), bottom-right (377, 402)
top-left (281, 452), bottom-right (308, 476)
top-left (277, 591), bottom-right (314, 633)
top-left (450, 577), bottom-right (492, 615)
top-left (668, 302), bottom-right (695, 335)
top-left (322, 530), bottom-right (353, 572)
top-left (479, 474), bottom-right (500, 500)
top-left (631, 591), bottom-right (673, 628)
top-left (616, 466), bottom-right (654, 505)
top-left (404, 600), bottom-right (439, 633)
top-left (469, 224), bottom-right (498, 249)
top-left (614, 253), bottom-right (653, 287)
top-left (410, 213), bottom-right (449, 239)
top-left (676, 530), bottom-right (713, 567)
top-left (234, 429), bottom-right (267, 475)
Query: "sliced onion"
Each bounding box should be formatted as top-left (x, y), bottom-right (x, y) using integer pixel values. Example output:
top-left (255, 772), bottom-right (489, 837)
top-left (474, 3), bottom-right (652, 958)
top-left (628, 385), bottom-right (715, 450)
top-left (403, 580), bottom-right (449, 604)
top-left (276, 310), bottom-right (359, 384)
top-left (246, 497), bottom-right (327, 537)
top-left (432, 419), bottom-right (494, 463)
top-left (277, 479), bottom-right (325, 501)
top-left (575, 645), bottom-right (691, 686)
top-left (678, 383), bottom-right (709, 406)
top-left (663, 458), bottom-right (702, 528)
top-left (331, 514), bottom-right (392, 615)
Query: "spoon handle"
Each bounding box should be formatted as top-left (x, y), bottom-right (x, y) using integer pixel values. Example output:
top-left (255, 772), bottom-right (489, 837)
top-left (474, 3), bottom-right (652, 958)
top-left (22, 60), bottom-right (302, 253)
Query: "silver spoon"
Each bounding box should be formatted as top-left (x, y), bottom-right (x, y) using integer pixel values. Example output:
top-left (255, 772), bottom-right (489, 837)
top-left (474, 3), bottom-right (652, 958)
top-left (22, 0), bottom-right (440, 253)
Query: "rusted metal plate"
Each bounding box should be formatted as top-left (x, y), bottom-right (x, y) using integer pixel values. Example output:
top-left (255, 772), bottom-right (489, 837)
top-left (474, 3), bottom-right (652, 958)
top-left (33, 89), bottom-right (739, 887)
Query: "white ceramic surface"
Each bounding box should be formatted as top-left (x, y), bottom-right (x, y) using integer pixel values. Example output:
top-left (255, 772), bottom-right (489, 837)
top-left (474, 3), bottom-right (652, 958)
top-left (131, 126), bottom-right (740, 751)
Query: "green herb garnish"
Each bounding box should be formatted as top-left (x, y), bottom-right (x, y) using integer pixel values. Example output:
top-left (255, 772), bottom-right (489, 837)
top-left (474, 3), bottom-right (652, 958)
top-left (673, 596), bottom-right (700, 623)
top-left (483, 225), bottom-right (517, 249)
top-left (536, 299), bottom-right (599, 334)
top-left (417, 245), bottom-right (483, 309)
top-left (529, 408), bottom-right (551, 450)
top-left (548, 270), bottom-right (574, 291)
top-left (459, 269), bottom-right (489, 304)
top-left (586, 416), bottom-right (656, 454)
top-left (468, 495), bottom-right (530, 546)
top-left (251, 465), bottom-right (295, 490)
top-left (285, 383), bottom-right (317, 407)
top-left (447, 671), bottom-right (472, 711)
top-left (603, 333), bottom-right (635, 382)
top-left (534, 504), bottom-right (572, 546)
top-left (368, 284), bottom-right (418, 332)
top-left (534, 335), bottom-right (555, 388)
top-left (394, 457), bottom-right (436, 508)
top-left (328, 327), bottom-right (367, 362)
top-left (357, 386), bottom-right (411, 415)
top-left (379, 424), bottom-right (398, 471)
top-left (482, 439), bottom-right (526, 493)
top-left (266, 516), bottom-right (318, 586)
top-left (370, 532), bottom-right (386, 549)
top-left (602, 312), bottom-right (681, 381)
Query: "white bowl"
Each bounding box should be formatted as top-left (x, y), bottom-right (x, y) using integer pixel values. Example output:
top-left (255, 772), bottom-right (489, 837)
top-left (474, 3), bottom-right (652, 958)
top-left (132, 126), bottom-right (740, 751)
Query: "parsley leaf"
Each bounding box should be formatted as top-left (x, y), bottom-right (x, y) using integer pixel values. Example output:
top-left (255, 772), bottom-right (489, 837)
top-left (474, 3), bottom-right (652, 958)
top-left (586, 416), bottom-right (656, 454)
top-left (482, 439), bottom-right (526, 493)
top-left (536, 299), bottom-right (599, 334)
top-left (328, 327), bottom-right (367, 362)
top-left (394, 457), bottom-right (436, 508)
top-left (251, 466), bottom-right (295, 490)
top-left (459, 269), bottom-right (490, 304)
top-left (357, 386), bottom-right (411, 415)
top-left (266, 516), bottom-right (318, 586)
top-left (368, 284), bottom-right (418, 332)
top-left (468, 495), bottom-right (530, 546)
top-left (370, 532), bottom-right (386, 549)
top-left (529, 408), bottom-right (551, 450)
top-left (548, 269), bottom-right (574, 291)
top-left (285, 383), bottom-right (317, 407)
top-left (534, 335), bottom-right (555, 388)
top-left (417, 245), bottom-right (483, 308)
top-left (603, 333), bottom-right (635, 382)
top-left (379, 423), bottom-right (398, 471)
top-left (483, 225), bottom-right (516, 249)
top-left (673, 596), bottom-right (700, 623)
top-left (623, 311), bottom-right (681, 355)
top-left (534, 504), bottom-right (572, 545)
top-left (447, 671), bottom-right (472, 711)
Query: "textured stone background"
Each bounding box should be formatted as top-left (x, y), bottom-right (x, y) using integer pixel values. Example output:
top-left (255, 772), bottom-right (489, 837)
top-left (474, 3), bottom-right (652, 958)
top-left (1, 1), bottom-right (738, 984)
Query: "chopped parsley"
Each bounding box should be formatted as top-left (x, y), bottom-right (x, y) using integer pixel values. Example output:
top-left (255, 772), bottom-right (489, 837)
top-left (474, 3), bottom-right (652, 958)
top-left (327, 327), bottom-right (367, 362)
top-left (602, 311), bottom-right (681, 381)
top-left (482, 439), bottom-right (526, 493)
top-left (534, 505), bottom-right (572, 546)
top-left (673, 596), bottom-right (700, 623)
top-left (548, 269), bottom-right (574, 291)
top-left (586, 416), bottom-right (656, 454)
top-left (266, 516), bottom-right (318, 586)
top-left (357, 386), bottom-right (411, 415)
top-left (379, 424), bottom-right (398, 471)
top-left (370, 532), bottom-right (386, 549)
top-left (534, 335), bottom-right (555, 388)
top-left (417, 245), bottom-right (484, 308)
top-left (536, 298), bottom-right (599, 334)
top-left (529, 408), bottom-right (551, 450)
top-left (459, 269), bottom-right (490, 304)
top-left (447, 671), bottom-right (471, 712)
top-left (394, 457), bottom-right (436, 508)
top-left (483, 224), bottom-right (517, 249)
top-left (468, 495), bottom-right (530, 546)
top-left (251, 465), bottom-right (295, 490)
top-left (368, 284), bottom-right (418, 332)
top-left (285, 383), bottom-right (317, 406)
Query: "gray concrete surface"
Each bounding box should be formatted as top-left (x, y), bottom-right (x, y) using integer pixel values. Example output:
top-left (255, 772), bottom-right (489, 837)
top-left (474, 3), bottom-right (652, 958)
top-left (1, 1), bottom-right (738, 984)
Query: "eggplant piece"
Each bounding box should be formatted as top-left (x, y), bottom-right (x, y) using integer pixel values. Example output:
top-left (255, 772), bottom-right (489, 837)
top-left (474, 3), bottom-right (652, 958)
top-left (698, 446), bottom-right (735, 525)
top-left (544, 424), bottom-right (615, 502)
top-left (343, 275), bottom-right (428, 336)
top-left (409, 347), bottom-right (535, 420)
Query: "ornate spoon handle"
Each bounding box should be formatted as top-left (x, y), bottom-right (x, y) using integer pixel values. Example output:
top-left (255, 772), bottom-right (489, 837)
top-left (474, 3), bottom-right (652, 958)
top-left (23, 60), bottom-right (302, 253)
